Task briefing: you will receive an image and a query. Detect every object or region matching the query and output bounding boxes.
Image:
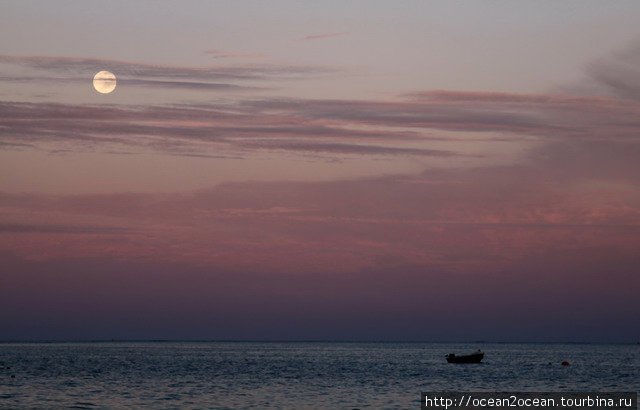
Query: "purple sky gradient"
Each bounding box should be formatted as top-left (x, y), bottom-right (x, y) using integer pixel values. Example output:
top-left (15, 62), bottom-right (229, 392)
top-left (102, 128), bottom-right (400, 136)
top-left (1, 1), bottom-right (639, 341)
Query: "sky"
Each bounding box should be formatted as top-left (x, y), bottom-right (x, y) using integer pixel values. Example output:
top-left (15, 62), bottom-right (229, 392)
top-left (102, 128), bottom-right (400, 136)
top-left (1, 1), bottom-right (639, 342)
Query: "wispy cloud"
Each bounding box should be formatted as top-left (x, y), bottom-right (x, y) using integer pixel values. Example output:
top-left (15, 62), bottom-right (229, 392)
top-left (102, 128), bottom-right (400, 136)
top-left (0, 54), bottom-right (339, 88)
top-left (0, 99), bottom-right (454, 158)
top-left (204, 49), bottom-right (270, 59)
top-left (242, 91), bottom-right (640, 141)
top-left (6, 51), bottom-right (640, 159)
top-left (0, 223), bottom-right (132, 235)
top-left (236, 140), bottom-right (461, 157)
top-left (3, 80), bottom-right (640, 159)
top-left (0, 75), bottom-right (265, 92)
top-left (301, 31), bottom-right (350, 41)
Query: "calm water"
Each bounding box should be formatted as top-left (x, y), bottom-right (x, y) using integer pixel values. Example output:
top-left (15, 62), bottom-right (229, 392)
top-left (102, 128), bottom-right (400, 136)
top-left (0, 342), bottom-right (637, 408)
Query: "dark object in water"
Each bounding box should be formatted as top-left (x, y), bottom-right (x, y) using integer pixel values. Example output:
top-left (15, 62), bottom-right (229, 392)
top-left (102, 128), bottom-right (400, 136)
top-left (561, 361), bottom-right (570, 366)
top-left (446, 351), bottom-right (484, 363)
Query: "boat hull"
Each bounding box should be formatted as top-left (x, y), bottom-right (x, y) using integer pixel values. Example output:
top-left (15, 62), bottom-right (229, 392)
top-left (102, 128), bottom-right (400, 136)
top-left (446, 353), bottom-right (484, 363)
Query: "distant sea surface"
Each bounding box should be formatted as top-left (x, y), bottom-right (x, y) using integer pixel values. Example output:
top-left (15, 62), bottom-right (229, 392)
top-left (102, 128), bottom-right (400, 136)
top-left (0, 342), bottom-right (638, 408)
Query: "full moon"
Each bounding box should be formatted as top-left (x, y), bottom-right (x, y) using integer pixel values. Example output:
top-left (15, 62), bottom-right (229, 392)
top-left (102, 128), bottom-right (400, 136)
top-left (93, 71), bottom-right (116, 94)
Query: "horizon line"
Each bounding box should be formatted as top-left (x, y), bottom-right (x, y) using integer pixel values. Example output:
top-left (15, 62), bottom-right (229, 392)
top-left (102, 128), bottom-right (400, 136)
top-left (0, 339), bottom-right (635, 345)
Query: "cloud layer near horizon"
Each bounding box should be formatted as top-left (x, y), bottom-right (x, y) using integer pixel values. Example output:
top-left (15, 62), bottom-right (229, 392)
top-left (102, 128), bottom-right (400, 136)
top-left (2, 137), bottom-right (639, 268)
top-left (2, 143), bottom-right (639, 340)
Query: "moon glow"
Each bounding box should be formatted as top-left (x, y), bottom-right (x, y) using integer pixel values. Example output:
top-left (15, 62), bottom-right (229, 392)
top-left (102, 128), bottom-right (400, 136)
top-left (93, 71), bottom-right (116, 94)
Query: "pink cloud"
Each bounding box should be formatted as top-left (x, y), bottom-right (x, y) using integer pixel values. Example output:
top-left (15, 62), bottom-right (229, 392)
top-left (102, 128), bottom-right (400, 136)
top-left (2, 136), bottom-right (639, 273)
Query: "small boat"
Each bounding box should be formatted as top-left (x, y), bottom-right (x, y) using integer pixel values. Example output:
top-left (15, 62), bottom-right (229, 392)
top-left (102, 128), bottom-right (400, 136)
top-left (446, 350), bottom-right (484, 363)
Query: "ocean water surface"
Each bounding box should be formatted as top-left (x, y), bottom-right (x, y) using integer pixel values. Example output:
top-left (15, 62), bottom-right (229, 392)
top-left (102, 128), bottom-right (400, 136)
top-left (0, 342), bottom-right (637, 408)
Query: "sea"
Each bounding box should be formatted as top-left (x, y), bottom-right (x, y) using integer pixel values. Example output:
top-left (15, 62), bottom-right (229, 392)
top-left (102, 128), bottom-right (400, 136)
top-left (0, 342), bottom-right (637, 408)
